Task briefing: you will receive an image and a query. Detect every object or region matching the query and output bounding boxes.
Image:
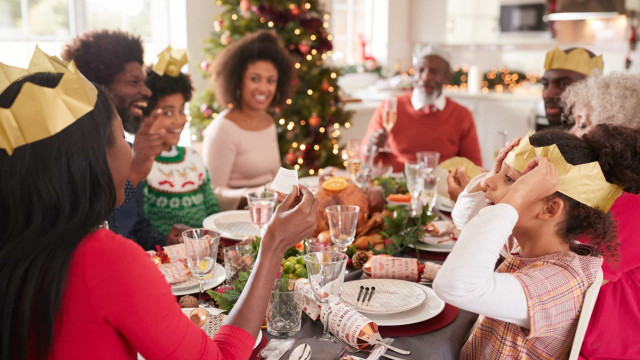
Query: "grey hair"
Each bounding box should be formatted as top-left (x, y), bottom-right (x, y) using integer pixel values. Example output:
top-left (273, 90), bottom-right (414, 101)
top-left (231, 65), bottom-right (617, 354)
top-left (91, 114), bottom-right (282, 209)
top-left (561, 72), bottom-right (640, 129)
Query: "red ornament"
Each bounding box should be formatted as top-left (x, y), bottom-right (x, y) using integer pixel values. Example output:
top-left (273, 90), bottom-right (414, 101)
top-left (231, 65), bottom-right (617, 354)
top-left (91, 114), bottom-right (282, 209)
top-left (298, 42), bottom-right (311, 55)
top-left (285, 151), bottom-right (297, 165)
top-left (321, 80), bottom-right (330, 92)
top-left (308, 113), bottom-right (321, 127)
top-left (291, 4), bottom-right (300, 16)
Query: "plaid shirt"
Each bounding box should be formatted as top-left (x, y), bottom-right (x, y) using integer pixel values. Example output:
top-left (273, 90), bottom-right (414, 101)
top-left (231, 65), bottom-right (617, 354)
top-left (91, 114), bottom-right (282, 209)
top-left (460, 251), bottom-right (602, 360)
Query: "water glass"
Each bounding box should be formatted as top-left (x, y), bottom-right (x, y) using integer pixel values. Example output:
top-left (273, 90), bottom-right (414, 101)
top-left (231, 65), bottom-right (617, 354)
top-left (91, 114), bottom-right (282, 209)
top-left (404, 161), bottom-right (425, 215)
top-left (304, 238), bottom-right (338, 253)
top-left (416, 151), bottom-right (440, 174)
top-left (324, 205), bottom-right (360, 252)
top-left (420, 172), bottom-right (440, 215)
top-left (304, 252), bottom-right (349, 341)
top-left (246, 190), bottom-right (277, 237)
top-left (223, 245), bottom-right (255, 287)
top-left (266, 289), bottom-right (303, 337)
top-left (355, 144), bottom-right (378, 188)
top-left (183, 229), bottom-right (221, 307)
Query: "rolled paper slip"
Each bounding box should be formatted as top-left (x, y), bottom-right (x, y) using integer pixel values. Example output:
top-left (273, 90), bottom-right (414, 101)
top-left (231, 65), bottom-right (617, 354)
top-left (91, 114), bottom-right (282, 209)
top-left (422, 262), bottom-right (442, 282)
top-left (321, 301), bottom-right (379, 349)
top-left (162, 244), bottom-right (187, 263)
top-left (158, 262), bottom-right (190, 284)
top-left (363, 257), bottom-right (425, 282)
top-left (146, 250), bottom-right (162, 266)
top-left (294, 279), bottom-right (322, 321)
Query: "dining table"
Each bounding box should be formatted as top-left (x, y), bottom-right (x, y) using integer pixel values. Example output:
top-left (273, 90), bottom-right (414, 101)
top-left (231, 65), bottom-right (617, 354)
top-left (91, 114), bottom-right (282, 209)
top-left (257, 267), bottom-right (478, 360)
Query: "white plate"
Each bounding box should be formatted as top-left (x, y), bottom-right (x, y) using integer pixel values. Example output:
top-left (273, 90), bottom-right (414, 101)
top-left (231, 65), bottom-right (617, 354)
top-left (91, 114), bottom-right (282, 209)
top-left (171, 263), bottom-right (226, 296)
top-left (203, 210), bottom-right (259, 241)
top-left (298, 176), bottom-right (319, 187)
top-left (436, 197), bottom-right (455, 212)
top-left (364, 284), bottom-right (445, 326)
top-left (341, 279), bottom-right (427, 315)
top-left (408, 242), bottom-right (454, 253)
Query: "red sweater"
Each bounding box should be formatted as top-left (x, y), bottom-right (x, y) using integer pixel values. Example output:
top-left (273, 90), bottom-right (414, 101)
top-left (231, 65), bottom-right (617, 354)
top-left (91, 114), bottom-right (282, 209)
top-left (361, 92), bottom-right (482, 172)
top-left (49, 230), bottom-right (255, 359)
top-left (579, 192), bottom-right (640, 360)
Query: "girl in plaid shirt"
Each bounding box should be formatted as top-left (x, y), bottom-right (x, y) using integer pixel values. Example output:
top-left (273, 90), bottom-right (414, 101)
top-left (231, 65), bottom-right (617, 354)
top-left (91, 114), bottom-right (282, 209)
top-left (434, 125), bottom-right (640, 360)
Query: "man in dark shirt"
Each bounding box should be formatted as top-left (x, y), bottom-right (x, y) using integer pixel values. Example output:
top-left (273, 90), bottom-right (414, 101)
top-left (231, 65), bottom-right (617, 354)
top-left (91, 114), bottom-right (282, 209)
top-left (62, 29), bottom-right (189, 249)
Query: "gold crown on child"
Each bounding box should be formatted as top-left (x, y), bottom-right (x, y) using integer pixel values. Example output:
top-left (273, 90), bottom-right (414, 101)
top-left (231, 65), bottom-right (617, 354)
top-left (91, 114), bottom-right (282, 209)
top-left (0, 46), bottom-right (98, 155)
top-left (504, 132), bottom-right (622, 212)
top-left (544, 48), bottom-right (604, 76)
top-left (152, 46), bottom-right (189, 77)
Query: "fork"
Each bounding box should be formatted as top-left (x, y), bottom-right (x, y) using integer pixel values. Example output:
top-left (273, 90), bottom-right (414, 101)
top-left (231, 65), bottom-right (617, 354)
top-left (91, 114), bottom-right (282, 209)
top-left (333, 335), bottom-right (407, 360)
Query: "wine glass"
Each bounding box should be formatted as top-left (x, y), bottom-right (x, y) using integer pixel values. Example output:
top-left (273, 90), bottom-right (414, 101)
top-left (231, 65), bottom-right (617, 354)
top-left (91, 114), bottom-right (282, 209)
top-left (246, 189), bottom-right (277, 238)
top-left (304, 251), bottom-right (349, 341)
top-left (416, 151), bottom-right (440, 175)
top-left (325, 205), bottom-right (360, 252)
top-left (380, 96), bottom-right (397, 152)
top-left (346, 139), bottom-right (361, 182)
top-left (404, 161), bottom-right (425, 215)
top-left (355, 144), bottom-right (378, 189)
top-left (182, 229), bottom-right (221, 307)
top-left (420, 172), bottom-right (440, 215)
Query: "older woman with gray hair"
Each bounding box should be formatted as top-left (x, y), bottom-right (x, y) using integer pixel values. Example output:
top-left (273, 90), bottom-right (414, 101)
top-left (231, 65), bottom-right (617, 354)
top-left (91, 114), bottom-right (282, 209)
top-left (561, 72), bottom-right (640, 136)
top-left (561, 72), bottom-right (640, 360)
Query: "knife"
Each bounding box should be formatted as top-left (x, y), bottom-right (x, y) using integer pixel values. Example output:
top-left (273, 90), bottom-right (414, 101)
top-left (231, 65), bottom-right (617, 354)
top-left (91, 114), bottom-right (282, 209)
top-left (365, 341), bottom-right (388, 360)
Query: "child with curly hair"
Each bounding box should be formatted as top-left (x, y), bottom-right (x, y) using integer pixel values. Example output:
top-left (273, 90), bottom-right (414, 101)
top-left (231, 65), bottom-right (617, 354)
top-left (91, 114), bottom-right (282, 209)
top-left (434, 125), bottom-right (640, 359)
top-left (141, 48), bottom-right (220, 234)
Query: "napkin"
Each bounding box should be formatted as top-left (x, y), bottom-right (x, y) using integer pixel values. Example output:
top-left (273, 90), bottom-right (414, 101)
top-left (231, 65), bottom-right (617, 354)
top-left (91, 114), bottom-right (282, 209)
top-left (363, 257), bottom-right (424, 282)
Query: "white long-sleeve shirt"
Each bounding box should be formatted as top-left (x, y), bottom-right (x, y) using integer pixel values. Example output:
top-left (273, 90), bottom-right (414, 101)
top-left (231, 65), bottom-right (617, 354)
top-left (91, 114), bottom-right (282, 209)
top-left (433, 177), bottom-right (530, 328)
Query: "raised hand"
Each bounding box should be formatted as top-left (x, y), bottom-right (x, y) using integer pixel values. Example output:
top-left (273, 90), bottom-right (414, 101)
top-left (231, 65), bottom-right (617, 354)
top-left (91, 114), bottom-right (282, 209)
top-left (480, 137), bottom-right (521, 191)
top-left (501, 157), bottom-right (559, 213)
top-left (129, 109), bottom-right (166, 186)
top-left (447, 167), bottom-right (470, 202)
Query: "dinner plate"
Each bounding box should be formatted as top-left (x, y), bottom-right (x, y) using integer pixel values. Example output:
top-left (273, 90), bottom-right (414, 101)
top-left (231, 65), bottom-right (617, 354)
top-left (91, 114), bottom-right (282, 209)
top-left (171, 263), bottom-right (226, 296)
top-left (179, 308), bottom-right (262, 349)
top-left (436, 197), bottom-right (455, 212)
top-left (298, 176), bottom-right (319, 187)
top-left (408, 242), bottom-right (455, 253)
top-left (341, 279), bottom-right (427, 315)
top-left (203, 210), bottom-right (259, 241)
top-left (364, 284), bottom-right (445, 326)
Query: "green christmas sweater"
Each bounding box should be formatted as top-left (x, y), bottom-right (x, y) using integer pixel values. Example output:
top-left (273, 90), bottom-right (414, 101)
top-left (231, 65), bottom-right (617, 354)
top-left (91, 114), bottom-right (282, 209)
top-left (143, 146), bottom-right (220, 234)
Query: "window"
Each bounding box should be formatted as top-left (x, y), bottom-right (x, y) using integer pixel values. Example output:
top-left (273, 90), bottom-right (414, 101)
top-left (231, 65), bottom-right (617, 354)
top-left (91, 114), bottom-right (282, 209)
top-left (329, 0), bottom-right (373, 66)
top-left (0, 0), bottom-right (172, 67)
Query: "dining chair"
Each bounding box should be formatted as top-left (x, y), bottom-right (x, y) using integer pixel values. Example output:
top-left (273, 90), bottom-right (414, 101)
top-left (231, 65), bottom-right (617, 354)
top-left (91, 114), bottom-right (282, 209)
top-left (567, 268), bottom-right (604, 360)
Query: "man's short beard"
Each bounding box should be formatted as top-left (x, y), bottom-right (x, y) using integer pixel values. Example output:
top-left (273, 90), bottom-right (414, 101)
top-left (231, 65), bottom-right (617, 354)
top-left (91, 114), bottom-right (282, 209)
top-left (118, 107), bottom-right (142, 134)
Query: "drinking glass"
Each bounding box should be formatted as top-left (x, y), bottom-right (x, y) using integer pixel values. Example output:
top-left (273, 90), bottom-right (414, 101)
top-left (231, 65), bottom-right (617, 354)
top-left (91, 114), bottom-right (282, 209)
top-left (355, 144), bottom-right (378, 189)
top-left (183, 229), bottom-right (221, 307)
top-left (420, 172), bottom-right (440, 215)
top-left (416, 151), bottom-right (440, 175)
top-left (346, 139), bottom-right (361, 182)
top-left (246, 190), bottom-right (277, 237)
top-left (380, 96), bottom-right (397, 152)
top-left (304, 252), bottom-right (349, 341)
top-left (405, 161), bottom-right (425, 215)
top-left (324, 205), bottom-right (360, 252)
top-left (223, 245), bottom-right (255, 287)
top-left (266, 289), bottom-right (303, 337)
top-left (493, 130), bottom-right (508, 160)
top-left (304, 237), bottom-right (338, 253)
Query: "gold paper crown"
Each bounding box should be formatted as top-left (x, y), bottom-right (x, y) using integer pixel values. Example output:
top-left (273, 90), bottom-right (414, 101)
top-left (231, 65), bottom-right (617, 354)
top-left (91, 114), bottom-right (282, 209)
top-left (544, 48), bottom-right (604, 76)
top-left (0, 46), bottom-right (97, 155)
top-left (504, 132), bottom-right (622, 212)
top-left (152, 46), bottom-right (189, 77)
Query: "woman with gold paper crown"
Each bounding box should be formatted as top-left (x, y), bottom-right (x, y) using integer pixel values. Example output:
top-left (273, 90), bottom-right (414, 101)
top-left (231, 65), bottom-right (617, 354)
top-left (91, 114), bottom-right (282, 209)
top-left (433, 125), bottom-right (640, 359)
top-left (140, 47), bottom-right (221, 235)
top-left (0, 49), bottom-right (317, 359)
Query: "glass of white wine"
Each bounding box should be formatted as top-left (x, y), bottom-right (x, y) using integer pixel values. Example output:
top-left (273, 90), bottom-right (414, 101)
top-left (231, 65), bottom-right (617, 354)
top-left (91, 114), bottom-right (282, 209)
top-left (346, 139), bottom-right (361, 182)
top-left (420, 172), bottom-right (440, 215)
top-left (404, 161), bottom-right (425, 216)
top-left (380, 96), bottom-right (397, 152)
top-left (183, 229), bottom-right (221, 308)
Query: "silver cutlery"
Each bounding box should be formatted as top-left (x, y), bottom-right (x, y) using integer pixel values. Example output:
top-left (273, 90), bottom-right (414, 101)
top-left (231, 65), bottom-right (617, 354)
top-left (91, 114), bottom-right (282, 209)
top-left (288, 343), bottom-right (312, 360)
top-left (333, 335), bottom-right (404, 360)
top-left (357, 285), bottom-right (365, 302)
top-left (366, 286), bottom-right (376, 305)
top-left (360, 287), bottom-right (370, 305)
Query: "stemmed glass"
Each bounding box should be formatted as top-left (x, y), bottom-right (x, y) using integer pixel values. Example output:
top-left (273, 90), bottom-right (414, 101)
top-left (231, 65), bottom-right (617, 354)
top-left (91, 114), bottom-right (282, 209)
top-left (420, 172), bottom-right (440, 215)
top-left (346, 139), bottom-right (361, 182)
top-left (416, 151), bottom-right (440, 175)
top-left (405, 161), bottom-right (425, 215)
top-left (246, 189), bottom-right (277, 238)
top-left (325, 205), bottom-right (360, 252)
top-left (304, 252), bottom-right (349, 341)
top-left (355, 144), bottom-right (378, 189)
top-left (183, 229), bottom-right (221, 308)
top-left (380, 96), bottom-right (397, 153)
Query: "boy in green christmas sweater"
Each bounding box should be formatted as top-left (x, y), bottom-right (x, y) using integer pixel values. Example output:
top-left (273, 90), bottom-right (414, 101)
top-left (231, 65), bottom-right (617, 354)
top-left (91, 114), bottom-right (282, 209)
top-left (142, 47), bottom-right (220, 235)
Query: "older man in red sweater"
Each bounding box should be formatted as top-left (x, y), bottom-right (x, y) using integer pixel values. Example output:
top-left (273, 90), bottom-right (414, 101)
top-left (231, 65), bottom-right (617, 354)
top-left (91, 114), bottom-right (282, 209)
top-left (362, 46), bottom-right (482, 172)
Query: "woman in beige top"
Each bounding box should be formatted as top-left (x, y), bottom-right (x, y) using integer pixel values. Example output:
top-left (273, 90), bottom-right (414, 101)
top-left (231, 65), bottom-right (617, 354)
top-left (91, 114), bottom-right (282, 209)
top-left (203, 30), bottom-right (296, 210)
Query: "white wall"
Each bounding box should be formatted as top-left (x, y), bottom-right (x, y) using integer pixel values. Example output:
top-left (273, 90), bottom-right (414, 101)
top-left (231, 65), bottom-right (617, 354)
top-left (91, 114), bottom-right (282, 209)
top-left (184, 0), bottom-right (224, 92)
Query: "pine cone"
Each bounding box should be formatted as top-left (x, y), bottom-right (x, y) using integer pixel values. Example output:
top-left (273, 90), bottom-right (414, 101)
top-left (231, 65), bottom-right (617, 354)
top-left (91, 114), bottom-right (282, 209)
top-left (351, 251), bottom-right (370, 270)
top-left (179, 295), bottom-right (199, 308)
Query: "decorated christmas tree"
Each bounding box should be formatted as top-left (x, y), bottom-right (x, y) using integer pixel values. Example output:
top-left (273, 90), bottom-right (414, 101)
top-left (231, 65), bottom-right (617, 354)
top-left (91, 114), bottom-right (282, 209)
top-left (190, 0), bottom-right (353, 175)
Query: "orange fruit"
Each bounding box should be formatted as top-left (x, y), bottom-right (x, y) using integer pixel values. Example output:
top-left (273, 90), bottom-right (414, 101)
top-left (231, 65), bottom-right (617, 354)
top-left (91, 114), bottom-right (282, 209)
top-left (322, 177), bottom-right (348, 191)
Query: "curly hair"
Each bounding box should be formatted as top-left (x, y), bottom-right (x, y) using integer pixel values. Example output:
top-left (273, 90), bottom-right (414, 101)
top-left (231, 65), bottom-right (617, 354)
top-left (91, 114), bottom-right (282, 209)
top-left (561, 72), bottom-right (640, 129)
top-left (142, 66), bottom-right (194, 116)
top-left (212, 30), bottom-right (295, 109)
top-left (530, 125), bottom-right (640, 261)
top-left (61, 29), bottom-right (144, 87)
